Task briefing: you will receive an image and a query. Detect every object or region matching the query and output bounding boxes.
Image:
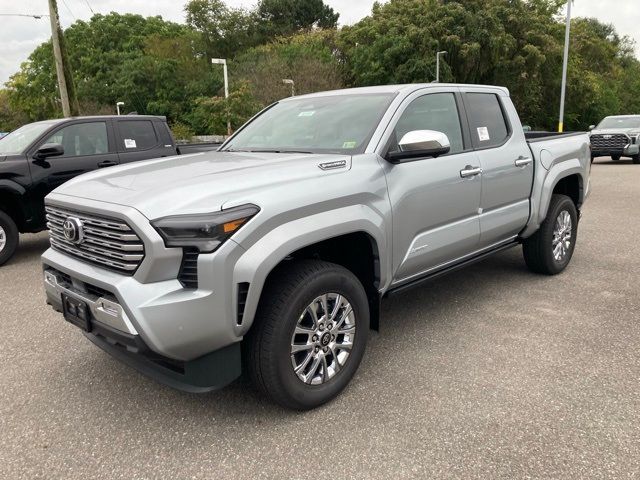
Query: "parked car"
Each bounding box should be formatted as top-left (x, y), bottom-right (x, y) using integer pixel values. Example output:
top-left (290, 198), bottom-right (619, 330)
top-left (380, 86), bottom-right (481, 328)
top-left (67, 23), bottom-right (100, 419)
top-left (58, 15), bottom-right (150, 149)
top-left (42, 84), bottom-right (591, 410)
top-left (589, 115), bottom-right (640, 163)
top-left (0, 115), bottom-right (219, 265)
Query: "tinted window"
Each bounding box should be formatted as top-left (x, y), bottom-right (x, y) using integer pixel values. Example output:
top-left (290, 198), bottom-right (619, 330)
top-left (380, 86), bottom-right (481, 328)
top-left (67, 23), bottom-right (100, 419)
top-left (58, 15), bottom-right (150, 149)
top-left (43, 122), bottom-right (108, 157)
top-left (391, 93), bottom-right (464, 154)
top-left (119, 121), bottom-right (158, 150)
top-left (466, 93), bottom-right (509, 148)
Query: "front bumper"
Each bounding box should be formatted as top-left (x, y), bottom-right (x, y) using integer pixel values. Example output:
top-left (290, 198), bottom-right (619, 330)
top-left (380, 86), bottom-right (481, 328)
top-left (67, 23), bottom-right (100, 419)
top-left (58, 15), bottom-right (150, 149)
top-left (43, 265), bottom-right (241, 392)
top-left (41, 194), bottom-right (248, 392)
top-left (591, 144), bottom-right (639, 157)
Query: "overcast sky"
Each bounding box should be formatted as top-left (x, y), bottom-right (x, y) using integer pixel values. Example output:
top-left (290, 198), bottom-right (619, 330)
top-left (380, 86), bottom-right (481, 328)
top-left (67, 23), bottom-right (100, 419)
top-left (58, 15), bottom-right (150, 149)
top-left (1, 0), bottom-right (639, 84)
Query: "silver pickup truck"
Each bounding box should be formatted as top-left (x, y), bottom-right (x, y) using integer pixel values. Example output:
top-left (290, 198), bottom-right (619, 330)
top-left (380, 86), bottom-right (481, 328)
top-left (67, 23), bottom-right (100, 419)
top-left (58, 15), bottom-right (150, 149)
top-left (42, 84), bottom-right (591, 410)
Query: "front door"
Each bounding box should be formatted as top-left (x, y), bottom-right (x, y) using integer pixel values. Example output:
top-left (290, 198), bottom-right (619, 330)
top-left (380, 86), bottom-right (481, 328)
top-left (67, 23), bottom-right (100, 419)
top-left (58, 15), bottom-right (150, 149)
top-left (27, 120), bottom-right (119, 225)
top-left (381, 90), bottom-right (483, 285)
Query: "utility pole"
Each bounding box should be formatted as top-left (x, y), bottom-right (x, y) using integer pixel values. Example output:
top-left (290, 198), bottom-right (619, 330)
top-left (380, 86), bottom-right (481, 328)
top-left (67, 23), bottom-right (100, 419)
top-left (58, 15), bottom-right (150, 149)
top-left (558, 0), bottom-right (572, 133)
top-left (48, 0), bottom-right (71, 117)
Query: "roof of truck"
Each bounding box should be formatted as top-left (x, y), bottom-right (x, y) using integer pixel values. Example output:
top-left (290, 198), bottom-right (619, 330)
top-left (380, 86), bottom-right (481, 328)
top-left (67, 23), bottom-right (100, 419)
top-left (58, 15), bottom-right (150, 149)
top-left (288, 83), bottom-right (510, 100)
top-left (29, 115), bottom-right (166, 126)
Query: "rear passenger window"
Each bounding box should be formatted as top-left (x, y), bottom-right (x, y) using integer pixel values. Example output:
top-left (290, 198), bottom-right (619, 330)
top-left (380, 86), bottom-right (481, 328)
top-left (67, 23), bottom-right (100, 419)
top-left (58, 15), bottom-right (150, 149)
top-left (465, 93), bottom-right (510, 148)
top-left (119, 121), bottom-right (158, 150)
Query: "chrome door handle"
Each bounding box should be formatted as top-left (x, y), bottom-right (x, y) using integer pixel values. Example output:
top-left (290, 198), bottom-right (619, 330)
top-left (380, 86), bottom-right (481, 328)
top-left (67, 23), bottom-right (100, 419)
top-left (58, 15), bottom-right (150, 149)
top-left (515, 157), bottom-right (533, 167)
top-left (460, 166), bottom-right (483, 178)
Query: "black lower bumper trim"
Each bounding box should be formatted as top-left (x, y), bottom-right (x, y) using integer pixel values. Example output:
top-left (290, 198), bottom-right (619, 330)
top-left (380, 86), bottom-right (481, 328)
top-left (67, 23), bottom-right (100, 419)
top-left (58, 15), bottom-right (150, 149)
top-left (85, 333), bottom-right (241, 393)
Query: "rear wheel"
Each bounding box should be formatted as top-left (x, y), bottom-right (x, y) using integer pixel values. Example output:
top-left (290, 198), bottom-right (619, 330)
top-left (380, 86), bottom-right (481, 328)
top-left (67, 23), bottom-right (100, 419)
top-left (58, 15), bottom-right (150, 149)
top-left (611, 154), bottom-right (621, 161)
top-left (0, 210), bottom-right (19, 266)
top-left (522, 194), bottom-right (578, 275)
top-left (245, 260), bottom-right (369, 410)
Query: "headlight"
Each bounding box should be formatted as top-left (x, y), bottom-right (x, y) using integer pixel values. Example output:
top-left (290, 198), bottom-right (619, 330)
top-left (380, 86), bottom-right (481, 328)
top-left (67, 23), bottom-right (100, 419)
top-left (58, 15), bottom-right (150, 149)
top-left (152, 204), bottom-right (259, 253)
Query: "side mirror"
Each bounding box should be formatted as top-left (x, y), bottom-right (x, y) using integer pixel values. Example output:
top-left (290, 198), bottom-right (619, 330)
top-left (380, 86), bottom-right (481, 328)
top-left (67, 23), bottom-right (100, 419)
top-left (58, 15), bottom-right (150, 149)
top-left (387, 130), bottom-right (451, 163)
top-left (34, 143), bottom-right (64, 160)
top-left (588, 125), bottom-right (595, 131)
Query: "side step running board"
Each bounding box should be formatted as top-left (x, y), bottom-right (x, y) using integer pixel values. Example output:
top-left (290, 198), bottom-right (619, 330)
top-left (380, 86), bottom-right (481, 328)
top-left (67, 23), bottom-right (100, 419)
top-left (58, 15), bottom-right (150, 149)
top-left (386, 241), bottom-right (519, 297)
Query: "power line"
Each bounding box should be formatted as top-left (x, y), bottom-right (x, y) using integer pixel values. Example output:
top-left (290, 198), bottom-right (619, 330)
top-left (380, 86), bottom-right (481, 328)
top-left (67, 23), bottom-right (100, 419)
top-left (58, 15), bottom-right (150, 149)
top-left (60, 0), bottom-right (76, 20)
top-left (0, 13), bottom-right (50, 19)
top-left (82, 0), bottom-right (95, 15)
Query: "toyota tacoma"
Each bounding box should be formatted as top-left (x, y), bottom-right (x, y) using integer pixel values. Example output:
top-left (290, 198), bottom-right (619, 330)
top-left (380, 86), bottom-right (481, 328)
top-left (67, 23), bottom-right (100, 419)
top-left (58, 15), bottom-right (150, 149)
top-left (41, 84), bottom-right (591, 410)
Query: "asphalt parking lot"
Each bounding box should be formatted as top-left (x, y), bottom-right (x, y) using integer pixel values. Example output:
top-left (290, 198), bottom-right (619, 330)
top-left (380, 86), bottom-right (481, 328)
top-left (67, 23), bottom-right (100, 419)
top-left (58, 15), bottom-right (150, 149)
top-left (1, 157), bottom-right (639, 479)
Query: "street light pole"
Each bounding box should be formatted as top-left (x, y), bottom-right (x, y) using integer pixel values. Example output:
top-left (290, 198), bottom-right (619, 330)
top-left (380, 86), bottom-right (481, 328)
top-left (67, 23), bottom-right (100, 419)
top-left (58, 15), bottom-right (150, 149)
top-left (212, 58), bottom-right (231, 136)
top-left (282, 79), bottom-right (295, 97)
top-left (116, 102), bottom-right (124, 116)
top-left (558, 0), bottom-right (572, 133)
top-left (436, 51), bottom-right (447, 83)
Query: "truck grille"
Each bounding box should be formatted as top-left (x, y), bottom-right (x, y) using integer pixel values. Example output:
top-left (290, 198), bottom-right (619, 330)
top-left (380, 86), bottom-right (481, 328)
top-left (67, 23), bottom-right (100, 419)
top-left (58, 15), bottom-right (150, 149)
top-left (590, 134), bottom-right (629, 149)
top-left (45, 206), bottom-right (145, 274)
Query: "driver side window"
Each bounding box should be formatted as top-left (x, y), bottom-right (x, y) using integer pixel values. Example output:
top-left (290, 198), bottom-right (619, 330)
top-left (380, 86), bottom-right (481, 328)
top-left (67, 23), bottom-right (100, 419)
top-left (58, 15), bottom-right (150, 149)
top-left (390, 93), bottom-right (464, 155)
top-left (43, 122), bottom-right (109, 157)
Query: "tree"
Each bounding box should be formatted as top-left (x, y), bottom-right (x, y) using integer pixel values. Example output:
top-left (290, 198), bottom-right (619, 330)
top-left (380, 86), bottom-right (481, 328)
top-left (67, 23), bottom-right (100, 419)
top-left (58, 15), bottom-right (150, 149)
top-left (185, 0), bottom-right (261, 60)
top-left (257, 0), bottom-right (339, 37)
top-left (233, 30), bottom-right (344, 106)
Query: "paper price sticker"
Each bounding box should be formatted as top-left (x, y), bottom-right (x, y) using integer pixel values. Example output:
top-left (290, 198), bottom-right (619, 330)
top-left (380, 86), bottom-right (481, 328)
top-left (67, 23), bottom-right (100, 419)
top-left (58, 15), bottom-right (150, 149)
top-left (477, 127), bottom-right (490, 142)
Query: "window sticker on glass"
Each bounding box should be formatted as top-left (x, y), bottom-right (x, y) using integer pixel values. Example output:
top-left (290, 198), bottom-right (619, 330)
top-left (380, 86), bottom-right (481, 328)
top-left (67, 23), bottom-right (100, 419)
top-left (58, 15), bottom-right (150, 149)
top-left (298, 111), bottom-right (315, 117)
top-left (477, 127), bottom-right (490, 142)
top-left (342, 141), bottom-right (357, 148)
top-left (124, 138), bottom-right (137, 149)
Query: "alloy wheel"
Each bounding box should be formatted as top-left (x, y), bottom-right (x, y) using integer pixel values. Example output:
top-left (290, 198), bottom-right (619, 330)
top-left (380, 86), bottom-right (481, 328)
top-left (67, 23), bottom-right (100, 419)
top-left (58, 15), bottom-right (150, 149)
top-left (552, 210), bottom-right (572, 262)
top-left (290, 293), bottom-right (356, 385)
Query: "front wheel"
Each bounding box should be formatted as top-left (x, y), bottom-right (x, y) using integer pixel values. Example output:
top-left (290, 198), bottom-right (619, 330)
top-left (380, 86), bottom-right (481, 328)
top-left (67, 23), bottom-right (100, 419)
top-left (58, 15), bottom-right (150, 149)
top-left (0, 210), bottom-right (19, 266)
top-left (245, 260), bottom-right (369, 410)
top-left (522, 194), bottom-right (578, 275)
top-left (632, 154), bottom-right (640, 165)
top-left (611, 154), bottom-right (621, 161)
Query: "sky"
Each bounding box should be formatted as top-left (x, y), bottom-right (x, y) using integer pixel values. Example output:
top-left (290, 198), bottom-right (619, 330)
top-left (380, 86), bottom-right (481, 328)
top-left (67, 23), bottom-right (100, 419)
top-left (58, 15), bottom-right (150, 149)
top-left (1, 0), bottom-right (639, 84)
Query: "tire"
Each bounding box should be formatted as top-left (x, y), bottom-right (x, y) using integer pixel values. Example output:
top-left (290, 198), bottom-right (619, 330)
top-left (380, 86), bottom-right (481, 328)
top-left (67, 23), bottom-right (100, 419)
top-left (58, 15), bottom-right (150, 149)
top-left (0, 210), bottom-right (19, 266)
top-left (632, 154), bottom-right (640, 165)
top-left (245, 259), bottom-right (369, 410)
top-left (611, 154), bottom-right (621, 161)
top-left (522, 194), bottom-right (578, 275)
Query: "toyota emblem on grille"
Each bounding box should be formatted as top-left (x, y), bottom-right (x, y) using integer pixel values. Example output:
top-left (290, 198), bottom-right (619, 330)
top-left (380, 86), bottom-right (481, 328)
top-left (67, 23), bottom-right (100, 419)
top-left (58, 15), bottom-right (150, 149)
top-left (62, 217), bottom-right (84, 244)
top-left (603, 134), bottom-right (612, 139)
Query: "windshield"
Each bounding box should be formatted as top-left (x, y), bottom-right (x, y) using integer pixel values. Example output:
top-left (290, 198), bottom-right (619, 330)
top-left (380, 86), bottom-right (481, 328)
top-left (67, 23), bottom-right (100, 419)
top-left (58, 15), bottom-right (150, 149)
top-left (0, 122), bottom-right (56, 155)
top-left (596, 116), bottom-right (640, 129)
top-left (223, 93), bottom-right (395, 154)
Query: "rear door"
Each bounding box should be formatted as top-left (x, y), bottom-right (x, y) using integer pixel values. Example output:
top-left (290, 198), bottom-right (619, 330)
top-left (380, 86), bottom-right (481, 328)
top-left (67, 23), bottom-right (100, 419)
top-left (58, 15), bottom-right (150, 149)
top-left (462, 91), bottom-right (534, 248)
top-left (380, 88), bottom-right (483, 285)
top-left (115, 119), bottom-right (173, 164)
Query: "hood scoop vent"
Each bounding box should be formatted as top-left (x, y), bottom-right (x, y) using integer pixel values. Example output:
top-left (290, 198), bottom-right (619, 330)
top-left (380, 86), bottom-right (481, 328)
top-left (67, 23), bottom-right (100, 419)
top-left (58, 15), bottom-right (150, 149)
top-left (318, 160), bottom-right (347, 171)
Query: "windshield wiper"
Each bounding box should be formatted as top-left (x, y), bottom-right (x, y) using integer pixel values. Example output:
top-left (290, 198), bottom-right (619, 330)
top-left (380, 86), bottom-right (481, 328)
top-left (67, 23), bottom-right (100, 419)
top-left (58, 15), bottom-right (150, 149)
top-left (244, 149), bottom-right (315, 154)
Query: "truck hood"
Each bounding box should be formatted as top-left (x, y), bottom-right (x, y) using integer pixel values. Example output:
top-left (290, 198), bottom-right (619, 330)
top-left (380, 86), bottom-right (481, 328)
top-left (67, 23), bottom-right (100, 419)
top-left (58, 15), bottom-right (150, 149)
top-left (590, 127), bottom-right (640, 136)
top-left (49, 151), bottom-right (352, 219)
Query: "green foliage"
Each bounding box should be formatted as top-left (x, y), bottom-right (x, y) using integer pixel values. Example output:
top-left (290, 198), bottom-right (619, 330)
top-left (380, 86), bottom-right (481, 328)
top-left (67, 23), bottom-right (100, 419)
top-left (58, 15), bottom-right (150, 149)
top-left (3, 1), bottom-right (640, 134)
top-left (257, 0), bottom-right (339, 38)
top-left (340, 0), bottom-right (640, 130)
top-left (187, 82), bottom-right (262, 135)
top-left (170, 122), bottom-right (196, 143)
top-left (233, 30), bottom-right (343, 105)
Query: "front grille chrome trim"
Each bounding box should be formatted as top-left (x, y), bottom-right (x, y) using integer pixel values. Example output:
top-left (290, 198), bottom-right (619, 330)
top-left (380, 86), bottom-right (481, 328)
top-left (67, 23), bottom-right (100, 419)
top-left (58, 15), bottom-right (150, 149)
top-left (46, 206), bottom-right (145, 274)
